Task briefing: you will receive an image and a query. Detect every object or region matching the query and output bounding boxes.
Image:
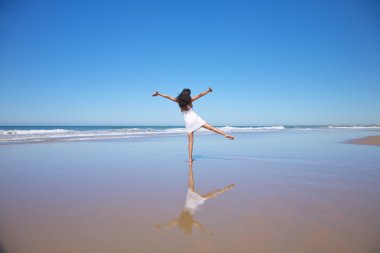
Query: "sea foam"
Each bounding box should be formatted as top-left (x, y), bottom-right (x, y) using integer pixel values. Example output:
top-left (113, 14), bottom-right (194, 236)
top-left (0, 126), bottom-right (288, 144)
top-left (1, 125), bottom-right (379, 144)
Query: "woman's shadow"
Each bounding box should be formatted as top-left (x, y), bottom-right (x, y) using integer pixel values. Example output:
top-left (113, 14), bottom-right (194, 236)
top-left (155, 161), bottom-right (235, 235)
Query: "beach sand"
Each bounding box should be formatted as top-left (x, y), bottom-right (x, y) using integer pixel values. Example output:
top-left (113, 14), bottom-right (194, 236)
top-left (0, 130), bottom-right (380, 253)
top-left (347, 135), bottom-right (380, 146)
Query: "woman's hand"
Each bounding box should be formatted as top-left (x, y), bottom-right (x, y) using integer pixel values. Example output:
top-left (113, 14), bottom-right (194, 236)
top-left (152, 91), bottom-right (159, 96)
top-left (208, 87), bottom-right (213, 93)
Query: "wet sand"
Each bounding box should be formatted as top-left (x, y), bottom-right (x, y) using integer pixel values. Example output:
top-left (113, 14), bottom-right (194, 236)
top-left (347, 135), bottom-right (380, 146)
top-left (0, 131), bottom-right (380, 253)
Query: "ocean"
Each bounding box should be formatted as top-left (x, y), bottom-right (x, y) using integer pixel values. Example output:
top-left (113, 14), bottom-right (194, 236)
top-left (1, 125), bottom-right (380, 144)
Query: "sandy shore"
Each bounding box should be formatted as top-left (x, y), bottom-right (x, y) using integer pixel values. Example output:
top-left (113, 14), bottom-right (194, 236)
top-left (1, 132), bottom-right (380, 253)
top-left (347, 135), bottom-right (380, 146)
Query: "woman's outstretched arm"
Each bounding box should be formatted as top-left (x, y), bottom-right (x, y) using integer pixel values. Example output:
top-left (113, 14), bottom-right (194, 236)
top-left (192, 87), bottom-right (213, 102)
top-left (152, 91), bottom-right (177, 102)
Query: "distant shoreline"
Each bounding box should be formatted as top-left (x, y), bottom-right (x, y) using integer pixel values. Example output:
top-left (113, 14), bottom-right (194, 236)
top-left (347, 135), bottom-right (380, 146)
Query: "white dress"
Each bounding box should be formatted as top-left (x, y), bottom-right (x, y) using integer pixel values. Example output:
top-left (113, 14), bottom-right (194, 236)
top-left (184, 189), bottom-right (206, 215)
top-left (182, 107), bottom-right (206, 133)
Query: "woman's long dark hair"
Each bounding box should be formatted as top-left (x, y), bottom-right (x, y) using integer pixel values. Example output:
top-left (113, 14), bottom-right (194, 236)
top-left (176, 88), bottom-right (192, 111)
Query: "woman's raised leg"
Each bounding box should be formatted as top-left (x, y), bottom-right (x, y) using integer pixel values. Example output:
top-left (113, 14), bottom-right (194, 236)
top-left (188, 132), bottom-right (194, 162)
top-left (202, 123), bottom-right (234, 140)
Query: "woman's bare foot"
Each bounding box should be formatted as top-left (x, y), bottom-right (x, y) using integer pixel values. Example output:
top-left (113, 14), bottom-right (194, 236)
top-left (225, 134), bottom-right (234, 140)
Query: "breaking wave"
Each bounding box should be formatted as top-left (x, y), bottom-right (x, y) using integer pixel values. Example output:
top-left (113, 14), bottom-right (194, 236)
top-left (1, 125), bottom-right (379, 144)
top-left (0, 126), bottom-right (286, 144)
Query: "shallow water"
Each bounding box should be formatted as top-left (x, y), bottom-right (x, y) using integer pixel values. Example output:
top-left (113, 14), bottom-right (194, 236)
top-left (0, 130), bottom-right (379, 253)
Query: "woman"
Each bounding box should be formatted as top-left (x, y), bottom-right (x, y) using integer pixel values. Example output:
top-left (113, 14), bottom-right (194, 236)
top-left (152, 87), bottom-right (234, 162)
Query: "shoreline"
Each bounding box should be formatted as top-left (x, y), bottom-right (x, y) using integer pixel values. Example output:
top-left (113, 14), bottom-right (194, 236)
top-left (347, 135), bottom-right (380, 146)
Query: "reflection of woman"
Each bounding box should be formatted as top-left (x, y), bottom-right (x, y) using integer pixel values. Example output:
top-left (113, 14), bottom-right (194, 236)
top-left (153, 88), bottom-right (234, 162)
top-left (156, 162), bottom-right (235, 235)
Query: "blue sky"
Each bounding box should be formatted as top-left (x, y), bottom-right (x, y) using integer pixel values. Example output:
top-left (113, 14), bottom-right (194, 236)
top-left (1, 0), bottom-right (379, 126)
